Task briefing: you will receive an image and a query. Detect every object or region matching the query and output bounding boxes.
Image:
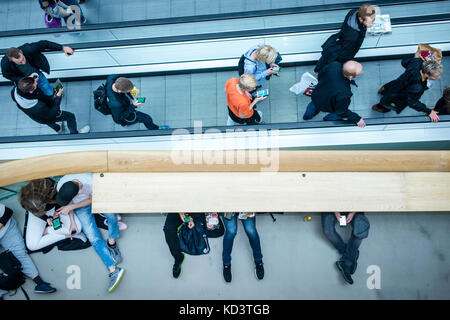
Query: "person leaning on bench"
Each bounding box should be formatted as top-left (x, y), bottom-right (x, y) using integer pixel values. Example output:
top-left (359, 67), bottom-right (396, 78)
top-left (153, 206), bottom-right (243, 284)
top-left (11, 77), bottom-right (90, 134)
top-left (105, 75), bottom-right (168, 130)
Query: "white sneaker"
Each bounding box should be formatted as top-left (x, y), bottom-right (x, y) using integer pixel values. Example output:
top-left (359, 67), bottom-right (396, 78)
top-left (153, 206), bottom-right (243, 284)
top-left (78, 125), bottom-right (90, 133)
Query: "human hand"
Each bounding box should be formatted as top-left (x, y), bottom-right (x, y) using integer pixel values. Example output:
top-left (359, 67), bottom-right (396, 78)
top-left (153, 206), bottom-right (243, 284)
top-left (357, 118), bottom-right (366, 128)
top-left (346, 212), bottom-right (357, 224)
top-left (255, 95), bottom-right (267, 103)
top-left (334, 212), bottom-right (341, 222)
top-left (69, 221), bottom-right (79, 236)
top-left (63, 46), bottom-right (74, 56)
top-left (56, 87), bottom-right (64, 97)
top-left (188, 219), bottom-right (195, 229)
top-left (47, 218), bottom-right (54, 226)
top-left (429, 110), bottom-right (440, 122)
top-left (267, 67), bottom-right (279, 75)
top-left (133, 100), bottom-right (142, 107)
top-left (56, 204), bottom-right (72, 215)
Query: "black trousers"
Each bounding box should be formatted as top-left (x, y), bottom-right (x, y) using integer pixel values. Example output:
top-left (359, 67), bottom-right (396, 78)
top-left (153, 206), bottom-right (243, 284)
top-left (21, 102), bottom-right (78, 134)
top-left (163, 213), bottom-right (184, 264)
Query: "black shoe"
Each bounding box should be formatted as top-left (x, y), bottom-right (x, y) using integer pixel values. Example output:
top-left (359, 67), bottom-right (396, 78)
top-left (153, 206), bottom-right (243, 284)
top-left (223, 264), bottom-right (232, 283)
top-left (350, 250), bottom-right (359, 275)
top-left (336, 261), bottom-right (353, 285)
top-left (255, 261), bottom-right (264, 280)
top-left (172, 253), bottom-right (185, 279)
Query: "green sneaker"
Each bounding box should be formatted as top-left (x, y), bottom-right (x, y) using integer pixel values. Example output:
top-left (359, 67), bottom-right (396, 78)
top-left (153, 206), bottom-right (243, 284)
top-left (107, 267), bottom-right (125, 293)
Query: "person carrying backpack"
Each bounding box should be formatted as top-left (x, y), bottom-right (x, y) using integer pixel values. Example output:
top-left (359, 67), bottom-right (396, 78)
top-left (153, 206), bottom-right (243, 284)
top-left (0, 203), bottom-right (56, 300)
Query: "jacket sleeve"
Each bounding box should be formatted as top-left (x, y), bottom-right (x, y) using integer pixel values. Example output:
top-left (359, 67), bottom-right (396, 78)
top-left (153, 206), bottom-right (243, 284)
top-left (30, 40), bottom-right (64, 54)
top-left (1, 58), bottom-right (22, 84)
top-left (335, 97), bottom-right (362, 124)
top-left (407, 94), bottom-right (432, 115)
top-left (244, 60), bottom-right (268, 83)
top-left (0, 206), bottom-right (13, 227)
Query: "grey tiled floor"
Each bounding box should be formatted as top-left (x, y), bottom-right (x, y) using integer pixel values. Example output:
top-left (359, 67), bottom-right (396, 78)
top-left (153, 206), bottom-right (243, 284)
top-left (0, 56), bottom-right (448, 138)
top-left (0, 0), bottom-right (370, 32)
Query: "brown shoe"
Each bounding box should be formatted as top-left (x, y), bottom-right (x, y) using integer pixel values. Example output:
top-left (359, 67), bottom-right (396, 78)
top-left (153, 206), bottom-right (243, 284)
top-left (378, 85), bottom-right (385, 94)
top-left (372, 104), bottom-right (391, 113)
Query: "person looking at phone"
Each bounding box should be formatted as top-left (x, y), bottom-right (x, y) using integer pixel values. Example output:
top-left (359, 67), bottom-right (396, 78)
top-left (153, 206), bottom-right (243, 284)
top-left (54, 173), bottom-right (125, 293)
top-left (303, 61), bottom-right (366, 128)
top-left (321, 212), bottom-right (370, 285)
top-left (19, 178), bottom-right (87, 252)
top-left (11, 77), bottom-right (90, 134)
top-left (239, 44), bottom-right (282, 88)
top-left (105, 75), bottom-right (168, 130)
top-left (1, 41), bottom-right (74, 96)
top-left (225, 74), bottom-right (266, 126)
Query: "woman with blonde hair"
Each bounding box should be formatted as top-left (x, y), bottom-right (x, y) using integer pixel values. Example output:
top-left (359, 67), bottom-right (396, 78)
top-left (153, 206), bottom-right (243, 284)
top-left (239, 44), bottom-right (282, 88)
top-left (225, 74), bottom-right (266, 125)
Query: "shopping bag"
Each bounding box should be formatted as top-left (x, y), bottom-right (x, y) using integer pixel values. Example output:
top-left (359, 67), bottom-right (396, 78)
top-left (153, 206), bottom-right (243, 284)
top-left (289, 72), bottom-right (318, 96)
top-left (44, 13), bottom-right (62, 28)
top-left (414, 44), bottom-right (442, 64)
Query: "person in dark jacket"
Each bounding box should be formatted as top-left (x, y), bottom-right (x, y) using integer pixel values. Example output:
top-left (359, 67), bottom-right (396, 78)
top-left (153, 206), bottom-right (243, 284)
top-left (11, 77), bottom-right (90, 134)
top-left (1, 40), bottom-right (74, 96)
top-left (372, 57), bottom-right (442, 122)
top-left (303, 61), bottom-right (366, 128)
top-left (105, 75), bottom-right (168, 130)
top-left (322, 211), bottom-right (370, 285)
top-left (433, 85), bottom-right (450, 116)
top-left (314, 4), bottom-right (376, 73)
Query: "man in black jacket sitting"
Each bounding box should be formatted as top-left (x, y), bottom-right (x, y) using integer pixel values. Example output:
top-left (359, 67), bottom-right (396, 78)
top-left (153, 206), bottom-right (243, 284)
top-left (11, 77), bottom-right (90, 134)
top-left (105, 75), bottom-right (168, 130)
top-left (303, 61), bottom-right (366, 128)
top-left (1, 40), bottom-right (74, 96)
top-left (314, 3), bottom-right (375, 74)
top-left (372, 57), bottom-right (442, 122)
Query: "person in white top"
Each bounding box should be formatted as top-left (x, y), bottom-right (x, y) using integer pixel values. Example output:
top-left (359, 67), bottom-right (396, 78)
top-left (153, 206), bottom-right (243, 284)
top-left (55, 173), bottom-right (125, 293)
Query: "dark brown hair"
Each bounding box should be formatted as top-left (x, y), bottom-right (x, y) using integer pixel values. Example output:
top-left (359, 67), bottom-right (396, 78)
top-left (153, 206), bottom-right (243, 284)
top-left (6, 47), bottom-right (22, 59)
top-left (18, 77), bottom-right (35, 93)
top-left (19, 179), bottom-right (57, 217)
top-left (114, 77), bottom-right (134, 93)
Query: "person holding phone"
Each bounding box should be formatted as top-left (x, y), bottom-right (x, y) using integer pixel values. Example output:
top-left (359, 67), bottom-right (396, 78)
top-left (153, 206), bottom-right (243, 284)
top-left (225, 74), bottom-right (266, 126)
top-left (19, 178), bottom-right (87, 252)
top-left (11, 77), bottom-right (90, 134)
top-left (321, 212), bottom-right (370, 285)
top-left (105, 75), bottom-right (168, 130)
top-left (239, 44), bottom-right (282, 88)
top-left (2, 41), bottom-right (74, 96)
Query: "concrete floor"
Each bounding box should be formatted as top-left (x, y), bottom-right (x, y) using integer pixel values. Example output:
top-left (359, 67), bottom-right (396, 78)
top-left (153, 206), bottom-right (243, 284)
top-left (1, 195), bottom-right (449, 300)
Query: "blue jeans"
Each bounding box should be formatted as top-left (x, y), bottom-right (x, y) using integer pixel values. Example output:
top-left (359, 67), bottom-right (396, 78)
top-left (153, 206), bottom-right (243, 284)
top-left (221, 214), bottom-right (263, 265)
top-left (321, 213), bottom-right (370, 269)
top-left (0, 218), bottom-right (39, 296)
top-left (37, 72), bottom-right (54, 96)
top-left (303, 101), bottom-right (320, 120)
top-left (74, 206), bottom-right (119, 270)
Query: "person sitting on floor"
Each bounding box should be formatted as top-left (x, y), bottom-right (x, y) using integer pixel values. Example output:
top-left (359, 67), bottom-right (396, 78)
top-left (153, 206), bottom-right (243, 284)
top-left (433, 85), bottom-right (450, 116)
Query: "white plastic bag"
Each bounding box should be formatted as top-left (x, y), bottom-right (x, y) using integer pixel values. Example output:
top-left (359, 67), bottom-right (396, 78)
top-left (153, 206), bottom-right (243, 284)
top-left (290, 72), bottom-right (318, 96)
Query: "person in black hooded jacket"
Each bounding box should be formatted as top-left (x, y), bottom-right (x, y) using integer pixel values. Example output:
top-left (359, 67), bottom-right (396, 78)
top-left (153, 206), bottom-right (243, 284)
top-left (1, 40), bottom-right (74, 96)
top-left (314, 4), bottom-right (376, 74)
top-left (11, 77), bottom-right (90, 134)
top-left (372, 57), bottom-right (442, 122)
top-left (303, 61), bottom-right (366, 128)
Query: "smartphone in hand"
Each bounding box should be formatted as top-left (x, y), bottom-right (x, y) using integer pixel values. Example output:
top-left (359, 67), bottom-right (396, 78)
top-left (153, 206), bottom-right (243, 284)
top-left (256, 89), bottom-right (269, 97)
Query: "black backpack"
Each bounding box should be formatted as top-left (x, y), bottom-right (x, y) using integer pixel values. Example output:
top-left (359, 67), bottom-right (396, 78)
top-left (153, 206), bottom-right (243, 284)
top-left (178, 218), bottom-right (210, 255)
top-left (0, 251), bottom-right (26, 292)
top-left (93, 84), bottom-right (111, 115)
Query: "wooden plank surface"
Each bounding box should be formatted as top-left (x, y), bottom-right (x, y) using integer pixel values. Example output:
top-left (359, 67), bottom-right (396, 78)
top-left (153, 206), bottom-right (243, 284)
top-left (0, 151), bottom-right (108, 187)
top-left (91, 172), bottom-right (450, 213)
top-left (108, 150), bottom-right (450, 172)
